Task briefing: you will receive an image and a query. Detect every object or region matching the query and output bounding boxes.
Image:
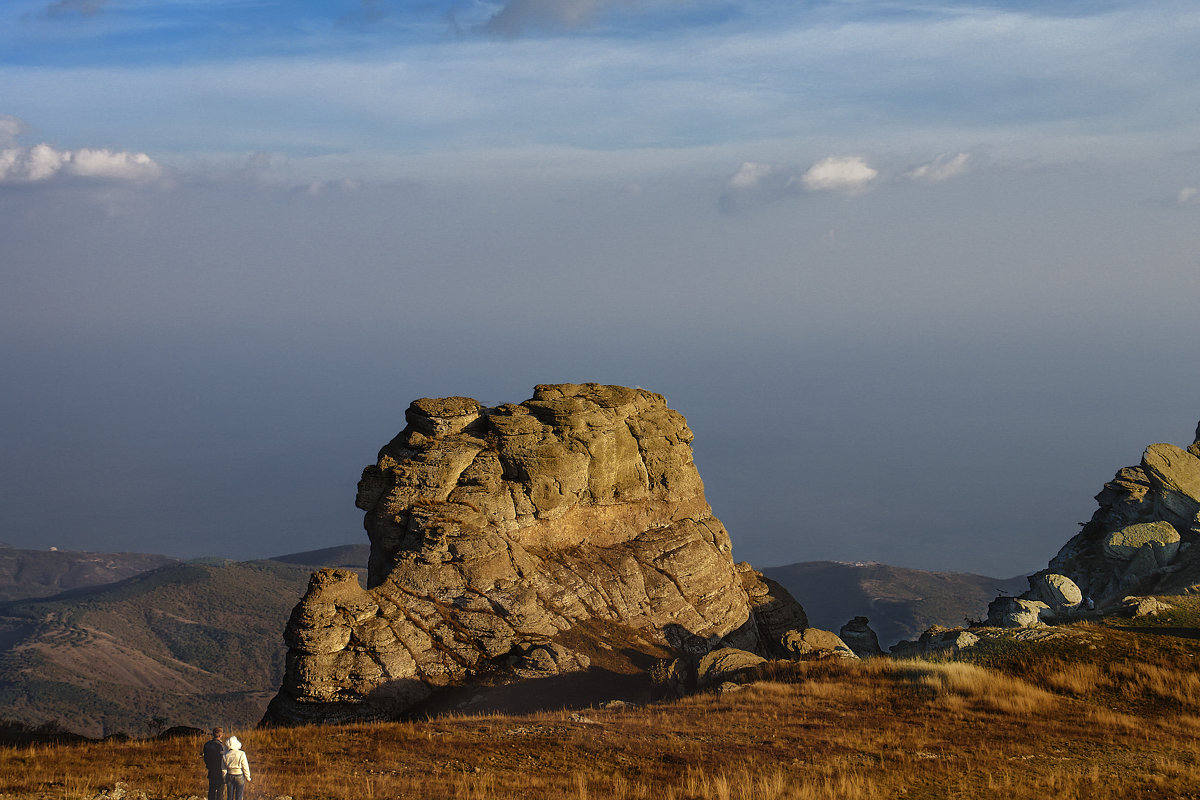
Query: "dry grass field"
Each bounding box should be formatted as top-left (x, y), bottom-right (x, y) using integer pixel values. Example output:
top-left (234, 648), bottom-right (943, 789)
top-left (5, 614), bottom-right (1200, 800)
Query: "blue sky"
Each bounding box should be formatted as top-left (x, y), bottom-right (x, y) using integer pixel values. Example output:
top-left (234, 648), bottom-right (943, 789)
top-left (2, 0), bottom-right (1200, 576)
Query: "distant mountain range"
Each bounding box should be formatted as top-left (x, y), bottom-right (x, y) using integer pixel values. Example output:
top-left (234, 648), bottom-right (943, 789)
top-left (763, 561), bottom-right (1028, 647)
top-left (0, 544), bottom-right (369, 738)
top-left (0, 548), bottom-right (179, 602)
top-left (0, 544), bottom-right (1020, 736)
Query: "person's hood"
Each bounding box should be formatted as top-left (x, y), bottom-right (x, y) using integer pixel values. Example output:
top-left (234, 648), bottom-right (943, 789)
top-left (226, 736), bottom-right (241, 750)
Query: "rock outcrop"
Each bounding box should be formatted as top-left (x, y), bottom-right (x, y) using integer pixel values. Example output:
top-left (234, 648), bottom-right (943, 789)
top-left (781, 627), bottom-right (858, 660)
top-left (264, 384), bottom-right (808, 725)
top-left (991, 420), bottom-right (1200, 621)
top-left (890, 625), bottom-right (979, 656)
top-left (696, 648), bottom-right (766, 689)
top-left (839, 616), bottom-right (884, 658)
top-left (985, 596), bottom-right (1052, 628)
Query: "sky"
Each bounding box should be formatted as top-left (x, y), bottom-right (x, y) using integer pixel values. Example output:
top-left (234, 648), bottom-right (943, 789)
top-left (2, 0), bottom-right (1200, 577)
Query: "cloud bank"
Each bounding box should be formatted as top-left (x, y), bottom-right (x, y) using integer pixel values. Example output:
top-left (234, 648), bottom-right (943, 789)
top-left (0, 116), bottom-right (161, 184)
top-left (719, 150), bottom-right (981, 211)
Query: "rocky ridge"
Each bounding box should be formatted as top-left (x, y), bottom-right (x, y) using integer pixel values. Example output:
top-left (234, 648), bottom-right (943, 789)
top-left (988, 420), bottom-right (1200, 627)
top-left (265, 384), bottom-right (813, 725)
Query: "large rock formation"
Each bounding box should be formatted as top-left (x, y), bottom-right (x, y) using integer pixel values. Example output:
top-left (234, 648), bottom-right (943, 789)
top-left (265, 384), bottom-right (808, 724)
top-left (995, 420), bottom-right (1200, 622)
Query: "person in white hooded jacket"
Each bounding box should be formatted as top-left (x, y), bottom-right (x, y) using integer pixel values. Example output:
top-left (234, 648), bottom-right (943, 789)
top-left (222, 735), bottom-right (252, 800)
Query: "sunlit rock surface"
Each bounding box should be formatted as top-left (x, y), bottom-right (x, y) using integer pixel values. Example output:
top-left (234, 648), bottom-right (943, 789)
top-left (265, 384), bottom-right (808, 725)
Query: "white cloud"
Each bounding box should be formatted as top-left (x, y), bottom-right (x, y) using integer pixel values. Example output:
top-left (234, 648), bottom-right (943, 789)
top-left (0, 149), bottom-right (18, 177)
top-left (801, 156), bottom-right (878, 193)
top-left (0, 115), bottom-right (24, 148)
top-left (907, 152), bottom-right (970, 183)
top-left (1178, 186), bottom-right (1198, 205)
top-left (727, 161), bottom-right (779, 190)
top-left (0, 140), bottom-right (161, 184)
top-left (71, 148), bottom-right (161, 180)
top-left (26, 143), bottom-right (70, 181)
top-left (719, 160), bottom-right (802, 211)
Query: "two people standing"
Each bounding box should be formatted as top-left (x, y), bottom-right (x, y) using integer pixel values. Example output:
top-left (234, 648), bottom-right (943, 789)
top-left (201, 727), bottom-right (253, 800)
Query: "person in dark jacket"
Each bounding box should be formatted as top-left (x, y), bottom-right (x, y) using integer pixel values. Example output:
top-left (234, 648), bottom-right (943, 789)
top-left (202, 727), bottom-right (226, 800)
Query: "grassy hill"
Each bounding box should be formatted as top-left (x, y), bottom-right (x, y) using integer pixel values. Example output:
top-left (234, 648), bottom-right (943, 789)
top-left (0, 551), bottom-right (368, 738)
top-left (3, 606), bottom-right (1200, 799)
top-left (764, 560), bottom-right (1028, 646)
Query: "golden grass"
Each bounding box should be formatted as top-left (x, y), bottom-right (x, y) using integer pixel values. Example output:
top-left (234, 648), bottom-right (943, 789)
top-left (1107, 659), bottom-right (1200, 707)
top-left (1044, 662), bottom-right (1111, 696)
top-left (884, 659), bottom-right (1059, 714)
top-left (5, 626), bottom-right (1200, 800)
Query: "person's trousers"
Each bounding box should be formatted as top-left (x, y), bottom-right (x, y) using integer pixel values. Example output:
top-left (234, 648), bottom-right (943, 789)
top-left (207, 772), bottom-right (225, 800)
top-left (226, 775), bottom-right (247, 800)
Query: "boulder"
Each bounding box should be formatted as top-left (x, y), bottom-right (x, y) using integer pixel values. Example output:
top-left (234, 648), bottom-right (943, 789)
top-left (507, 641), bottom-right (591, 678)
top-left (696, 648), bottom-right (766, 688)
top-left (891, 626), bottom-right (979, 656)
top-left (265, 384), bottom-right (810, 725)
top-left (1029, 573), bottom-right (1083, 613)
top-left (838, 616), bottom-right (884, 658)
top-left (925, 628), bottom-right (979, 652)
top-left (1122, 596), bottom-right (1174, 618)
top-left (985, 596), bottom-right (1050, 628)
top-left (1103, 521), bottom-right (1180, 565)
top-left (782, 627), bottom-right (858, 660)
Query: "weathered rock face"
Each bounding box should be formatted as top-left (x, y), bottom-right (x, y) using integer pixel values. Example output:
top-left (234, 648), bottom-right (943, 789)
top-left (1008, 421), bottom-right (1200, 615)
top-left (265, 384), bottom-right (808, 725)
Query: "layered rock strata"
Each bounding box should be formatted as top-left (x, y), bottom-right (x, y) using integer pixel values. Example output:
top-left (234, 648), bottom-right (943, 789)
top-left (265, 384), bottom-right (808, 725)
top-left (991, 421), bottom-right (1200, 626)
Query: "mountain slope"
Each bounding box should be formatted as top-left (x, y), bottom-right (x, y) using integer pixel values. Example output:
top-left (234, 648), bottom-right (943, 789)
top-left (266, 543), bottom-right (369, 570)
top-left (0, 555), bottom-right (358, 737)
top-left (0, 548), bottom-right (179, 602)
top-left (763, 561), bottom-right (1027, 646)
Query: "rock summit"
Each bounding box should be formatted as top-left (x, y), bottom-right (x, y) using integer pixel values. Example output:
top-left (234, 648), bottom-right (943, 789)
top-left (264, 384), bottom-right (808, 724)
